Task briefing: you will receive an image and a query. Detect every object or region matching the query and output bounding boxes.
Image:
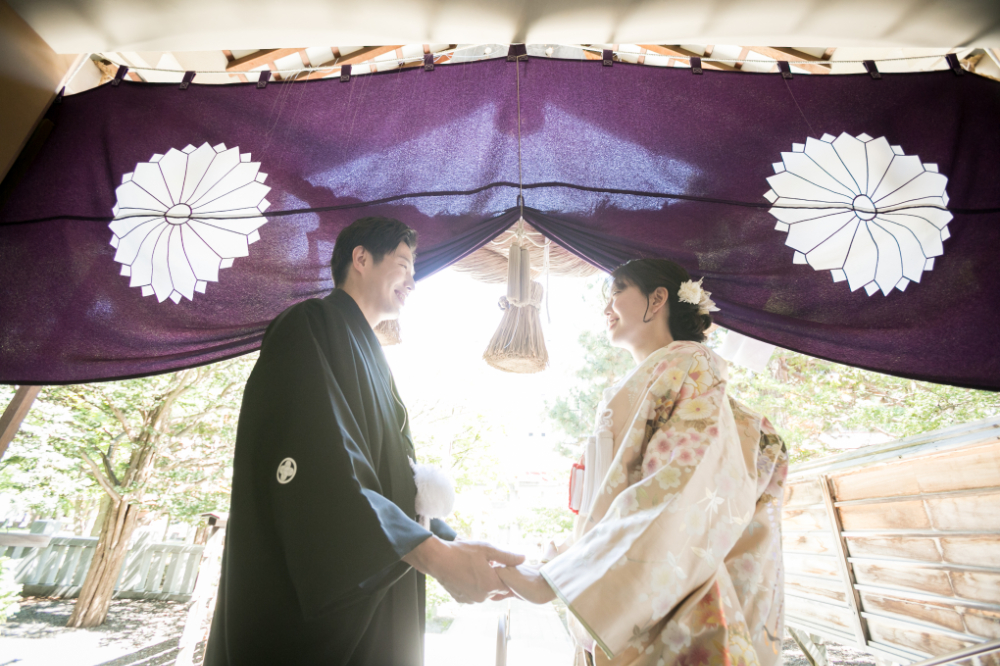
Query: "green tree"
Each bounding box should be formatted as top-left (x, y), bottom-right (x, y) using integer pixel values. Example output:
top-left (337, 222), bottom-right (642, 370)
top-left (546, 329), bottom-right (633, 452)
top-left (545, 318), bottom-right (1000, 466)
top-left (722, 336), bottom-right (1000, 463)
top-left (408, 402), bottom-right (507, 623)
top-left (516, 507), bottom-right (574, 540)
top-left (1, 357), bottom-right (255, 627)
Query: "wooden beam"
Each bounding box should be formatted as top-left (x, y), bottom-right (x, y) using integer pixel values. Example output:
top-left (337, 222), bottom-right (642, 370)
top-left (297, 45), bottom-right (404, 81)
top-left (747, 46), bottom-right (833, 74)
top-left (819, 475), bottom-right (871, 650)
top-left (226, 48), bottom-right (302, 71)
top-left (0, 386), bottom-right (41, 461)
top-left (639, 45), bottom-right (739, 72)
top-left (822, 47), bottom-right (837, 60)
top-left (734, 46), bottom-right (751, 70)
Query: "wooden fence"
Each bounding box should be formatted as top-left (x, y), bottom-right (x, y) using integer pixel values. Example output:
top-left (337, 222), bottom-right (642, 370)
top-left (2, 529), bottom-right (204, 602)
top-left (782, 416), bottom-right (1000, 664)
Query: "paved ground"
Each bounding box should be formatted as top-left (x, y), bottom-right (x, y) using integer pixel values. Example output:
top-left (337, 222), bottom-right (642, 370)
top-left (0, 597), bottom-right (204, 666)
top-left (783, 635), bottom-right (879, 666)
top-left (1, 596), bottom-right (880, 666)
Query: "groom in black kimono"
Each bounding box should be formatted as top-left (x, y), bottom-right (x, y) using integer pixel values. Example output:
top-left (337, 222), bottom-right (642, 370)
top-left (205, 217), bottom-right (524, 666)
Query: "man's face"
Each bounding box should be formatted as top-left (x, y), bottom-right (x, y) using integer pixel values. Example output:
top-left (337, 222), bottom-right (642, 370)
top-left (365, 242), bottom-right (416, 322)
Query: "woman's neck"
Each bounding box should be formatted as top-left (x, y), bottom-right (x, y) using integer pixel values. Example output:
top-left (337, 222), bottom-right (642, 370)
top-left (630, 331), bottom-right (675, 365)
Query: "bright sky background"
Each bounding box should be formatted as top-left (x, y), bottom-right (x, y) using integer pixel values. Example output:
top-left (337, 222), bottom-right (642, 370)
top-left (383, 268), bottom-right (614, 474)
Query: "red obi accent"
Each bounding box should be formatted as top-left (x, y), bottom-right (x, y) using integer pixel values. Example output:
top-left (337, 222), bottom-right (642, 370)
top-left (568, 462), bottom-right (585, 514)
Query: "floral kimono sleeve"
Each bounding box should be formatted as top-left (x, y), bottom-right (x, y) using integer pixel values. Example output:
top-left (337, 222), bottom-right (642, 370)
top-left (541, 342), bottom-right (757, 660)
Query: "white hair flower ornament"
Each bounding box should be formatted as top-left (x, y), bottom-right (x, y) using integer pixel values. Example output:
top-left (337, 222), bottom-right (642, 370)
top-left (677, 279), bottom-right (720, 315)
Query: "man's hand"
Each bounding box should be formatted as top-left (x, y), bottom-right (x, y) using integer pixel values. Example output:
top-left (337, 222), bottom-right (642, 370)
top-left (496, 564), bottom-right (557, 604)
top-left (403, 537), bottom-right (525, 603)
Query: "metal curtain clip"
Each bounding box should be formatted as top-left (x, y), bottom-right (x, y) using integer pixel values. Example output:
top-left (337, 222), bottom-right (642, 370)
top-left (945, 53), bottom-right (964, 76)
top-left (506, 44), bottom-right (527, 62)
top-left (863, 60), bottom-right (881, 79)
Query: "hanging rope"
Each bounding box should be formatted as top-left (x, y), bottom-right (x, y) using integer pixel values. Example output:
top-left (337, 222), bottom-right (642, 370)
top-left (483, 50), bottom-right (549, 374)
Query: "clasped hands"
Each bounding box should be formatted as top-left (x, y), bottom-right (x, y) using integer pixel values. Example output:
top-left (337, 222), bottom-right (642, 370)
top-left (403, 536), bottom-right (556, 605)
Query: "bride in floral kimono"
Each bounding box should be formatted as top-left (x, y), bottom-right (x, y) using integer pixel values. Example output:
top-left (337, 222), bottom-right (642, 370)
top-left (498, 259), bottom-right (788, 666)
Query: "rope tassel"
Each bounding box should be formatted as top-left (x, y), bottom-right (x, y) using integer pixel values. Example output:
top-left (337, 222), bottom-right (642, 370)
top-left (483, 237), bottom-right (549, 373)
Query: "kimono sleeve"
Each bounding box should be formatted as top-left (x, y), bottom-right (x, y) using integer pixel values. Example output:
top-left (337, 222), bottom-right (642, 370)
top-left (246, 303), bottom-right (431, 619)
top-left (541, 343), bottom-right (757, 659)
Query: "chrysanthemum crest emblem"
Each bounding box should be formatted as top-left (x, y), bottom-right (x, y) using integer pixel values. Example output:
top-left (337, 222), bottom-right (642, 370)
top-left (764, 132), bottom-right (952, 296)
top-left (109, 143), bottom-right (271, 303)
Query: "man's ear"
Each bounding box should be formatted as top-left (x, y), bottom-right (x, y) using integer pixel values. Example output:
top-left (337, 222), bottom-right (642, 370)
top-left (649, 286), bottom-right (670, 315)
top-left (351, 245), bottom-right (368, 273)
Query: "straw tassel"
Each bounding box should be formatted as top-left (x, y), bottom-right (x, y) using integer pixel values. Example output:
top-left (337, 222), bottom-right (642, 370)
top-left (483, 239), bottom-right (549, 373)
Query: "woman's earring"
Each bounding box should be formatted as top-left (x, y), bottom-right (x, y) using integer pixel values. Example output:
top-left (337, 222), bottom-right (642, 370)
top-left (642, 295), bottom-right (654, 324)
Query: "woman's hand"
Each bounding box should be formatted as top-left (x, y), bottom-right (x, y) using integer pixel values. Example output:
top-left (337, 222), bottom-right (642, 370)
top-left (496, 564), bottom-right (557, 604)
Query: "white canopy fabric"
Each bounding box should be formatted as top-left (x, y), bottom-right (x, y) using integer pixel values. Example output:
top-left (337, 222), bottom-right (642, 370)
top-left (10, 0), bottom-right (1000, 54)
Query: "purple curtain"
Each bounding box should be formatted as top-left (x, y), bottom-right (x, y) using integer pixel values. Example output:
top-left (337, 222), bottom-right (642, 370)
top-left (1, 58), bottom-right (998, 389)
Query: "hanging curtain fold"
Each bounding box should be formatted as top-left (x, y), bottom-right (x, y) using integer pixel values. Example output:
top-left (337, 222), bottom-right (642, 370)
top-left (0, 58), bottom-right (998, 388)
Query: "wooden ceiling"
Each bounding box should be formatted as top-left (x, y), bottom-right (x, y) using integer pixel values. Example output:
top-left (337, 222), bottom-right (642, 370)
top-left (84, 43), bottom-right (1000, 90)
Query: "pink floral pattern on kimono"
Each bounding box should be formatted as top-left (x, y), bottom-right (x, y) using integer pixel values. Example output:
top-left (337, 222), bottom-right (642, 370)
top-left (541, 341), bottom-right (788, 666)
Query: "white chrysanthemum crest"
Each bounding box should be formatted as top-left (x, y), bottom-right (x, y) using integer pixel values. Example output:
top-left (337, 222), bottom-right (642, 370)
top-left (109, 142), bottom-right (271, 303)
top-left (764, 132), bottom-right (952, 296)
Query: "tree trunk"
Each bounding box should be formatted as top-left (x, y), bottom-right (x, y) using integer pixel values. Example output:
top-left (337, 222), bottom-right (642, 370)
top-left (90, 495), bottom-right (112, 537)
top-left (66, 499), bottom-right (141, 628)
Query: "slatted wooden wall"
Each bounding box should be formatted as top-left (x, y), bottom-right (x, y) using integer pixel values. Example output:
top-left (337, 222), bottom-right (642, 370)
top-left (782, 418), bottom-right (1000, 664)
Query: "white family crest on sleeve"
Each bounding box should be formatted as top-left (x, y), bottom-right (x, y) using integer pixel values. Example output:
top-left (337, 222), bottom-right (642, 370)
top-left (276, 457), bottom-right (297, 484)
top-left (764, 132), bottom-right (951, 296)
top-left (109, 143), bottom-right (272, 303)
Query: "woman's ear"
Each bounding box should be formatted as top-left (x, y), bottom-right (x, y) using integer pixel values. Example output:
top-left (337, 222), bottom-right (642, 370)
top-left (649, 286), bottom-right (670, 315)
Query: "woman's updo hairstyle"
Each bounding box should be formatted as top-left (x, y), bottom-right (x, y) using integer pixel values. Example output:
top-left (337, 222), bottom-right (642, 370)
top-left (609, 259), bottom-right (713, 343)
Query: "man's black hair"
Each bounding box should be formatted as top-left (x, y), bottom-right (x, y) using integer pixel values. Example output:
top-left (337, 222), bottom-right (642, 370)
top-left (331, 216), bottom-right (417, 287)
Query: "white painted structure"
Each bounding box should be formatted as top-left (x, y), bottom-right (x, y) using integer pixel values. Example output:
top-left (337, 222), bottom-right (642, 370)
top-left (3, 524), bottom-right (204, 602)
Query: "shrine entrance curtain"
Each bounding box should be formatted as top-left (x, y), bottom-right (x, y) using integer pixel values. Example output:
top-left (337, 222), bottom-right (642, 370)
top-left (1, 58), bottom-right (998, 389)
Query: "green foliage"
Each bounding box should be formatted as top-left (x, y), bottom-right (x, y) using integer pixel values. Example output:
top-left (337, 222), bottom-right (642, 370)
top-left (517, 507), bottom-right (574, 539)
top-left (542, 283), bottom-right (1000, 466)
top-left (0, 557), bottom-right (19, 623)
top-left (547, 277), bottom-right (634, 455)
top-left (721, 333), bottom-right (1000, 463)
top-left (424, 576), bottom-right (454, 629)
top-left (412, 404), bottom-right (507, 540)
top-left (547, 330), bottom-right (634, 446)
top-left (410, 404), bottom-right (507, 623)
top-left (0, 355), bottom-right (257, 529)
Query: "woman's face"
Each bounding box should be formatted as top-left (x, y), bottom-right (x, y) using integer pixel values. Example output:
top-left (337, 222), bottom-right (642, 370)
top-left (604, 280), bottom-right (651, 348)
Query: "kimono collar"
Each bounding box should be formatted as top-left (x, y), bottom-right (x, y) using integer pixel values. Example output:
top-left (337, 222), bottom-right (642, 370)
top-left (325, 288), bottom-right (380, 342)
